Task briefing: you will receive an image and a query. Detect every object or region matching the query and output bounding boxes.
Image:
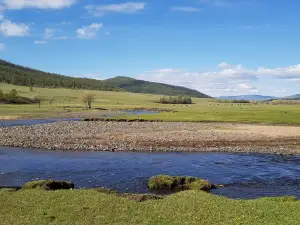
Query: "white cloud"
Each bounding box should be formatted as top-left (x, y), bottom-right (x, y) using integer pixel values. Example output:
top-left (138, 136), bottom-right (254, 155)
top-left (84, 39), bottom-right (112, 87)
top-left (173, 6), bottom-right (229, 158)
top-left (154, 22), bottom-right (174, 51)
top-left (257, 64), bottom-right (300, 79)
top-left (0, 19), bottom-right (29, 36)
top-left (44, 28), bottom-right (55, 39)
top-left (76, 23), bottom-right (103, 39)
top-left (34, 40), bottom-right (47, 44)
top-left (137, 62), bottom-right (300, 96)
top-left (152, 68), bottom-right (185, 73)
top-left (82, 73), bottom-right (102, 80)
top-left (171, 6), bottom-right (201, 12)
top-left (85, 2), bottom-right (145, 16)
top-left (237, 83), bottom-right (259, 93)
top-left (1, 0), bottom-right (76, 9)
top-left (0, 42), bottom-right (5, 50)
top-left (104, 31), bottom-right (110, 35)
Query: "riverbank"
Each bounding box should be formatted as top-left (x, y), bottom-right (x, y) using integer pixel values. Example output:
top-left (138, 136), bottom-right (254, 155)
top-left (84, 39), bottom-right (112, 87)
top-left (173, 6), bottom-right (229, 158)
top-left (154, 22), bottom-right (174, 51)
top-left (1, 121), bottom-right (300, 154)
top-left (1, 188), bottom-right (300, 225)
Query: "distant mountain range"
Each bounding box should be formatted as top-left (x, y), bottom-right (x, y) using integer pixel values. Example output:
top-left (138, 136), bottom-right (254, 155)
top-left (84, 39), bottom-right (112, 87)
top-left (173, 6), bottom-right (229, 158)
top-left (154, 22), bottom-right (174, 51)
top-left (0, 59), bottom-right (210, 98)
top-left (280, 94), bottom-right (300, 100)
top-left (219, 94), bottom-right (300, 101)
top-left (218, 95), bottom-right (278, 101)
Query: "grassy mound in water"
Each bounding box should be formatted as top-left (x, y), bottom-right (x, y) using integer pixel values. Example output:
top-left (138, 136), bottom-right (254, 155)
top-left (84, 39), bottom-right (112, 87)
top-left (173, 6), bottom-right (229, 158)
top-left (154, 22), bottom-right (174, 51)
top-left (23, 180), bottom-right (74, 190)
top-left (148, 175), bottom-right (213, 191)
top-left (1, 189), bottom-right (300, 224)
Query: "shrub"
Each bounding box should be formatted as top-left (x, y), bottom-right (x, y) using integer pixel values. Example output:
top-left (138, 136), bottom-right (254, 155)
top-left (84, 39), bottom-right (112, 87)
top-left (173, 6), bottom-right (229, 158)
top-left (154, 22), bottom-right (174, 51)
top-left (23, 180), bottom-right (74, 190)
top-left (0, 89), bottom-right (37, 104)
top-left (33, 95), bottom-right (43, 108)
top-left (83, 93), bottom-right (96, 109)
top-left (158, 95), bottom-right (192, 104)
top-left (0, 89), bottom-right (3, 100)
top-left (8, 89), bottom-right (18, 101)
top-left (148, 175), bottom-right (213, 191)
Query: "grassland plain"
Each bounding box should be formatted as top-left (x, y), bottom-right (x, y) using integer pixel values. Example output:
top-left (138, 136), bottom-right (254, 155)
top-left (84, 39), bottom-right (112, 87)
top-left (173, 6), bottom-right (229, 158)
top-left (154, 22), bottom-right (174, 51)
top-left (1, 189), bottom-right (300, 225)
top-left (1, 83), bottom-right (300, 124)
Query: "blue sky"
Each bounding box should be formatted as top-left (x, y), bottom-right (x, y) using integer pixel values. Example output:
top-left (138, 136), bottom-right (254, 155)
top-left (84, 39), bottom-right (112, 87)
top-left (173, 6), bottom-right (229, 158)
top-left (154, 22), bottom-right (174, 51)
top-left (0, 0), bottom-right (300, 97)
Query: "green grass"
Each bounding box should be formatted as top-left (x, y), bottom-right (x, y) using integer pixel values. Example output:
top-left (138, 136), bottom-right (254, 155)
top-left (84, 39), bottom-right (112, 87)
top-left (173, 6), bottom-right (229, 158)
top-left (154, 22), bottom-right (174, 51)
top-left (148, 175), bottom-right (212, 191)
top-left (1, 82), bottom-right (300, 124)
top-left (116, 105), bottom-right (300, 124)
top-left (1, 189), bottom-right (300, 224)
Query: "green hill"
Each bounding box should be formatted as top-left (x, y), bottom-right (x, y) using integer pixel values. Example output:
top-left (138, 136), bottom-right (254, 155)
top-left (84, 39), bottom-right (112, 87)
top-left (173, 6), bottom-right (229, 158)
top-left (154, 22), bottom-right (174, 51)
top-left (0, 59), bottom-right (119, 91)
top-left (104, 76), bottom-right (210, 98)
top-left (0, 59), bottom-right (209, 98)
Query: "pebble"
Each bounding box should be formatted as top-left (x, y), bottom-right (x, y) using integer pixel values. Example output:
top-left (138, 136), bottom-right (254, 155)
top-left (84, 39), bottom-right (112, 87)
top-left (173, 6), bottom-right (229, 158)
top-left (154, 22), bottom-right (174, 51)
top-left (0, 121), bottom-right (299, 155)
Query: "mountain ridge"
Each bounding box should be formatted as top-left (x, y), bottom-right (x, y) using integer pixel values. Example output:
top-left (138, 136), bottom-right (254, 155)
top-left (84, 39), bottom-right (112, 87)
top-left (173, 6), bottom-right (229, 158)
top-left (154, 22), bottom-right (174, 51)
top-left (218, 95), bottom-right (278, 101)
top-left (0, 59), bottom-right (210, 98)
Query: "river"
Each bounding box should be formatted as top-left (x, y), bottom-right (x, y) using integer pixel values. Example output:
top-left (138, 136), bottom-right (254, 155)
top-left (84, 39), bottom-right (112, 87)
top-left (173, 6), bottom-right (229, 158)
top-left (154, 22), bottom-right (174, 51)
top-left (1, 146), bottom-right (300, 199)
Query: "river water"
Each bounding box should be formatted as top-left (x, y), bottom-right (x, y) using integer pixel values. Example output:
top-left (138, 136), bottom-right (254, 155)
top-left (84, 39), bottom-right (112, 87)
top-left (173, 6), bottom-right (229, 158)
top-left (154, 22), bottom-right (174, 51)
top-left (1, 146), bottom-right (300, 199)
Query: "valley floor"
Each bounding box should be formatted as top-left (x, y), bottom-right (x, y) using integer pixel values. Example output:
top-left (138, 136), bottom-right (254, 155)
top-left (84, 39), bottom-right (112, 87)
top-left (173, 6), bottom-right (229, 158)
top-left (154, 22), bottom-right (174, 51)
top-left (1, 121), bottom-right (300, 154)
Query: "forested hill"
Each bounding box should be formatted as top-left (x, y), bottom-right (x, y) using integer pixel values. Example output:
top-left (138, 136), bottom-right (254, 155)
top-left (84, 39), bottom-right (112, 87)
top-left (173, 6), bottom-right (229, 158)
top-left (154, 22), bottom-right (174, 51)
top-left (0, 59), bottom-right (119, 91)
top-left (0, 59), bottom-right (210, 98)
top-left (104, 76), bottom-right (210, 98)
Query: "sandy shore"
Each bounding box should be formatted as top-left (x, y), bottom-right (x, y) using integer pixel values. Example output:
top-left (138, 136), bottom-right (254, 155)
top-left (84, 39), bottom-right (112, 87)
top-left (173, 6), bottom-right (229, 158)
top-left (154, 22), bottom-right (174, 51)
top-left (0, 121), bottom-right (300, 154)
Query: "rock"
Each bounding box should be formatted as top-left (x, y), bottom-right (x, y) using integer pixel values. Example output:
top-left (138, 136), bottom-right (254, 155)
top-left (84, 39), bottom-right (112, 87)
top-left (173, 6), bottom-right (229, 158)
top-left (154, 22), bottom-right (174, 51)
top-left (93, 187), bottom-right (117, 194)
top-left (120, 193), bottom-right (163, 202)
top-left (23, 180), bottom-right (74, 190)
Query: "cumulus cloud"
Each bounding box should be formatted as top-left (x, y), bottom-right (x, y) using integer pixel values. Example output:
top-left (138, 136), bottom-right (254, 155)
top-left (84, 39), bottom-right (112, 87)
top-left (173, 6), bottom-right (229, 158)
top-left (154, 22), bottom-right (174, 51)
top-left (257, 64), bottom-right (300, 80)
top-left (237, 83), bottom-right (259, 93)
top-left (76, 23), bottom-right (103, 39)
top-left (1, 0), bottom-right (76, 9)
top-left (0, 19), bottom-right (29, 36)
top-left (85, 2), bottom-right (145, 16)
top-left (170, 6), bottom-right (201, 12)
top-left (137, 62), bottom-right (300, 96)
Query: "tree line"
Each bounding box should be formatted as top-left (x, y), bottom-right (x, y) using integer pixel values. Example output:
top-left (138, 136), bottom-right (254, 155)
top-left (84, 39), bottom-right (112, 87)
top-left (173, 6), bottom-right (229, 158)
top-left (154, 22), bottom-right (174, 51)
top-left (0, 89), bottom-right (38, 104)
top-left (158, 95), bottom-right (193, 104)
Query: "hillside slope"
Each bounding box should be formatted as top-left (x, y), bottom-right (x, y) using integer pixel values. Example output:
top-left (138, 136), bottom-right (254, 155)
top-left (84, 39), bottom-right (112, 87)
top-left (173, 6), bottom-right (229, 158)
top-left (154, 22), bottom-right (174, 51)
top-left (0, 59), bottom-right (209, 98)
top-left (104, 76), bottom-right (210, 98)
top-left (0, 59), bottom-right (119, 91)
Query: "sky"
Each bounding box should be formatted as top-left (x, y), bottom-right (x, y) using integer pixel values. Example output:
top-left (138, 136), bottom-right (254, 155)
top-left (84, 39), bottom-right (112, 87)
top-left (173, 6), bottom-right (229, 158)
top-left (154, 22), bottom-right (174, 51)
top-left (0, 0), bottom-right (300, 97)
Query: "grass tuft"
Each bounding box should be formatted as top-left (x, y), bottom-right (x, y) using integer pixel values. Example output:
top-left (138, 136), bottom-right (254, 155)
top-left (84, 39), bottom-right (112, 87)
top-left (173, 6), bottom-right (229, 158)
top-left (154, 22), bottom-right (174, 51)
top-left (23, 180), bottom-right (74, 190)
top-left (148, 175), bottom-right (213, 191)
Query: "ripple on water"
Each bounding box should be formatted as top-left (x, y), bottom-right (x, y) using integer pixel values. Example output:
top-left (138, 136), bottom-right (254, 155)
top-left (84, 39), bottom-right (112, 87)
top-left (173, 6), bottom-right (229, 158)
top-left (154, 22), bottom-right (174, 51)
top-left (1, 146), bottom-right (300, 199)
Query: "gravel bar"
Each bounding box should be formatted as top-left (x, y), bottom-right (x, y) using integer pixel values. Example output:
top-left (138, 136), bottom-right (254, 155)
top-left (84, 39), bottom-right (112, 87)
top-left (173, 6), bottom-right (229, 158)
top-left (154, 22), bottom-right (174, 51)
top-left (1, 121), bottom-right (300, 155)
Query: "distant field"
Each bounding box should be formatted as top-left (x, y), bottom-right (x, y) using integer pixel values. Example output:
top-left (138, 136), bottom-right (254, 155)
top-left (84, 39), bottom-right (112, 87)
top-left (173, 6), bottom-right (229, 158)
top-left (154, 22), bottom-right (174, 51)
top-left (1, 83), bottom-right (300, 124)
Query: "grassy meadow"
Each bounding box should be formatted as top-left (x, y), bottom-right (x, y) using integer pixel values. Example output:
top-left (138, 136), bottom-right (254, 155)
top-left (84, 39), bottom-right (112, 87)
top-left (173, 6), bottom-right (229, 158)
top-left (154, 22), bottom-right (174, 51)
top-left (1, 83), bottom-right (300, 124)
top-left (1, 189), bottom-right (300, 225)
